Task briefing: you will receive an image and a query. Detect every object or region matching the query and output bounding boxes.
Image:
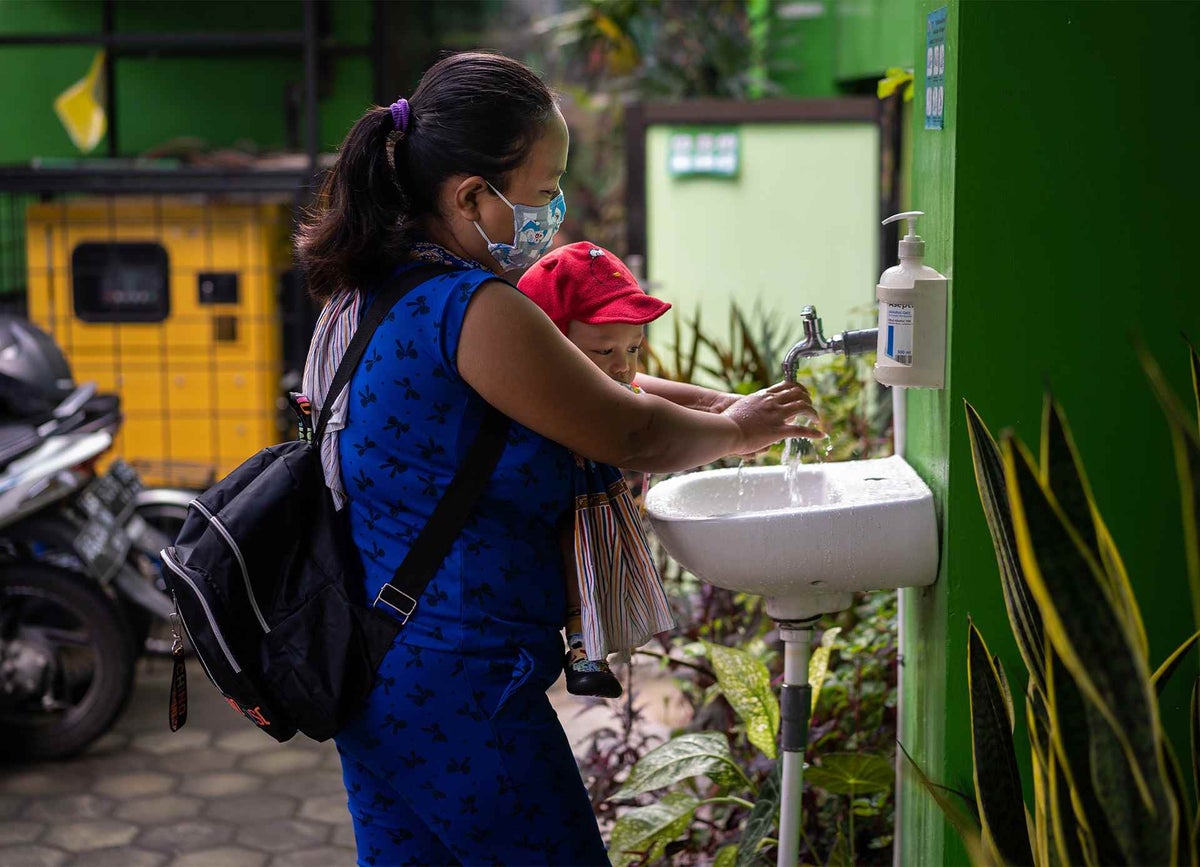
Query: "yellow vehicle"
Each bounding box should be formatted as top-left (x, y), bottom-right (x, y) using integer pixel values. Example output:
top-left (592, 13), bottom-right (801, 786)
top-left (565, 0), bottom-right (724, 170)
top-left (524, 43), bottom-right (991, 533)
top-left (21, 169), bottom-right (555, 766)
top-left (24, 196), bottom-right (295, 488)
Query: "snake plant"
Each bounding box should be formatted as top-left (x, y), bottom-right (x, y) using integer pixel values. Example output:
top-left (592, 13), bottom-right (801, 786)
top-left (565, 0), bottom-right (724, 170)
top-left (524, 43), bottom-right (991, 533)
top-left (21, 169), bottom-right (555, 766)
top-left (955, 341), bottom-right (1200, 866)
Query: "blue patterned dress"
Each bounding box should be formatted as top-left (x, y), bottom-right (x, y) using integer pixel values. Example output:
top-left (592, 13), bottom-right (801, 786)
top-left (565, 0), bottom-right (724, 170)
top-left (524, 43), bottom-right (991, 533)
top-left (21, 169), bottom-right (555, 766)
top-left (333, 253), bottom-right (607, 866)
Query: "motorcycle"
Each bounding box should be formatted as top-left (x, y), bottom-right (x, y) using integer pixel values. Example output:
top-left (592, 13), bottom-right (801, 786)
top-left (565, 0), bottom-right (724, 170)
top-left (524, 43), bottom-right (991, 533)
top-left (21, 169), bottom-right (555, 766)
top-left (0, 318), bottom-right (174, 760)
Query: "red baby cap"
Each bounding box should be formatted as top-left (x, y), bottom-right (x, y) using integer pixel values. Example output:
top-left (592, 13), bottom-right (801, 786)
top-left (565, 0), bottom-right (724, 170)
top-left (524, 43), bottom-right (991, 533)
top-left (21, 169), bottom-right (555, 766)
top-left (517, 241), bottom-right (671, 335)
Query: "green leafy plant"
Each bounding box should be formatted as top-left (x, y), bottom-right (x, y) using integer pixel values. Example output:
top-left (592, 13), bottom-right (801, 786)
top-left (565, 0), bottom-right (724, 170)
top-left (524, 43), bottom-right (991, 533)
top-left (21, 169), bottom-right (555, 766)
top-left (927, 340), bottom-right (1200, 865)
top-left (607, 639), bottom-right (883, 867)
top-left (551, 0), bottom-right (766, 100)
top-left (805, 593), bottom-right (899, 863)
top-left (626, 598), bottom-right (899, 866)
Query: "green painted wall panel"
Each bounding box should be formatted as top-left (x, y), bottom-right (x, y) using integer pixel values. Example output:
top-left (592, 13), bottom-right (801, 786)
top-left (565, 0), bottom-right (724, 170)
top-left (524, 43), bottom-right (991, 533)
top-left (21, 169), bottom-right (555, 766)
top-left (0, 0), bottom-right (98, 31)
top-left (645, 121), bottom-right (880, 377)
top-left (770, 1), bottom-right (837, 97)
top-left (951, 0), bottom-right (1200, 793)
top-left (896, 2), bottom-right (957, 862)
top-left (115, 2), bottom-right (302, 32)
top-left (115, 55), bottom-right (310, 154)
top-left (772, 0), bottom-right (917, 97)
top-left (321, 57), bottom-right (375, 149)
top-left (0, 2), bottom-right (102, 162)
top-left (0, 44), bottom-right (102, 161)
top-left (835, 0), bottom-right (916, 82)
top-left (900, 0), bottom-right (1200, 861)
top-left (0, 0), bottom-right (372, 162)
top-left (114, 53), bottom-right (373, 156)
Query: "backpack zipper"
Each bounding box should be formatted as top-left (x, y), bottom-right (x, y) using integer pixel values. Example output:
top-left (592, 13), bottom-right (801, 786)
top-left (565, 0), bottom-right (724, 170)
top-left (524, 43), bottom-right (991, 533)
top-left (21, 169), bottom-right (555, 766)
top-left (170, 592), bottom-right (217, 688)
top-left (190, 500), bottom-right (270, 634)
top-left (161, 553), bottom-right (242, 674)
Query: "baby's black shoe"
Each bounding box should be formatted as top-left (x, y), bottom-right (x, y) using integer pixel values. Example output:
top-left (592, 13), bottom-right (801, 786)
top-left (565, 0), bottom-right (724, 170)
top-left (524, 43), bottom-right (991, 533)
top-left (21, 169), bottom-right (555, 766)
top-left (564, 637), bottom-right (622, 699)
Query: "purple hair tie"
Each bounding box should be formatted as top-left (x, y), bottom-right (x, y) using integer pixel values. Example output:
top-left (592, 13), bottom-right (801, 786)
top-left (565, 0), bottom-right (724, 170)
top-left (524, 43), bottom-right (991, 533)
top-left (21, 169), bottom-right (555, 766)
top-left (389, 98), bottom-right (411, 133)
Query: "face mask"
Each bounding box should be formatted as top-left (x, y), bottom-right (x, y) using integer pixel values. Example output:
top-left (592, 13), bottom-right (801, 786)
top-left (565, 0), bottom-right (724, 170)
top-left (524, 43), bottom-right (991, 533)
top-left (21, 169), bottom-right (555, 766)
top-left (473, 183), bottom-right (566, 271)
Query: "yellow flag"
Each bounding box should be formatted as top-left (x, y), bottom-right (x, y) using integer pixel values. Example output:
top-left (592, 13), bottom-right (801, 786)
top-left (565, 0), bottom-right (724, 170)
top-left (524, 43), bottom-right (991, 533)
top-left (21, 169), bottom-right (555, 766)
top-left (877, 67), bottom-right (915, 103)
top-left (54, 50), bottom-right (107, 153)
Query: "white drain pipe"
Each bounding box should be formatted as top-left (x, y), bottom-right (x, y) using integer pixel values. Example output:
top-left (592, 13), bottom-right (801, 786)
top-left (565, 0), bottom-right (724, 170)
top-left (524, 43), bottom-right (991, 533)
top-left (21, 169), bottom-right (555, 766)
top-left (777, 624), bottom-right (813, 867)
top-left (892, 385), bottom-right (907, 867)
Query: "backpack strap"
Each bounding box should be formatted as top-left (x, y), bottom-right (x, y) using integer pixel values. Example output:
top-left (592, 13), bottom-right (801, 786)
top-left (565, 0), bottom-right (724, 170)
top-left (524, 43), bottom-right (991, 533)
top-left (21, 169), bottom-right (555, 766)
top-left (374, 404), bottom-right (509, 623)
top-left (310, 261), bottom-right (512, 625)
top-left (314, 263), bottom-right (456, 443)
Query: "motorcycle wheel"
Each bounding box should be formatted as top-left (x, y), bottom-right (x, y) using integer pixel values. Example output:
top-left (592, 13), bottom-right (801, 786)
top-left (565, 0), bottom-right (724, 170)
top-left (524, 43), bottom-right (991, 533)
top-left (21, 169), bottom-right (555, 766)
top-left (134, 500), bottom-right (190, 546)
top-left (0, 563), bottom-right (136, 761)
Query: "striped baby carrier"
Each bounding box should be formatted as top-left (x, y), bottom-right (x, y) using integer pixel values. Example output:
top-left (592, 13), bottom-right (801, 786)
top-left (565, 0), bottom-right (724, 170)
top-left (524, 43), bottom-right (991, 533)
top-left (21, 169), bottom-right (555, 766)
top-left (571, 458), bottom-right (675, 660)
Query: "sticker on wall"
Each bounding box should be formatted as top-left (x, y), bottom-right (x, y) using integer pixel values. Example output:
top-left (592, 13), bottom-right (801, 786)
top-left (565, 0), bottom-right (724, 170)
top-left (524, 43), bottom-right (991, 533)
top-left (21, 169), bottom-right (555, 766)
top-left (925, 7), bottom-right (948, 130)
top-left (668, 127), bottom-right (740, 178)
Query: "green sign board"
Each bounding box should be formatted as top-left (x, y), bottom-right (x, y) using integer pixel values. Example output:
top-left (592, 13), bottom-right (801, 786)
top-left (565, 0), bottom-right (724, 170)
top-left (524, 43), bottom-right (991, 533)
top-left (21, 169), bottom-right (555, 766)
top-left (667, 127), bottom-right (740, 178)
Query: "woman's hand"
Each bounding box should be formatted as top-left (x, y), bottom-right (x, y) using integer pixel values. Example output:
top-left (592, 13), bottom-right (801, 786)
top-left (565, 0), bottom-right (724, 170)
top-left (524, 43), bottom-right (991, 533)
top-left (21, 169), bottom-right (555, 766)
top-left (720, 381), bottom-right (822, 455)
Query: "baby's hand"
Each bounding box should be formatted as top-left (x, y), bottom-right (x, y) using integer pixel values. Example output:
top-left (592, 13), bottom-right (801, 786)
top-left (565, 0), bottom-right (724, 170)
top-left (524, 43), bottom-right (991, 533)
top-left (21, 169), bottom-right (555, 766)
top-left (706, 391), bottom-right (740, 413)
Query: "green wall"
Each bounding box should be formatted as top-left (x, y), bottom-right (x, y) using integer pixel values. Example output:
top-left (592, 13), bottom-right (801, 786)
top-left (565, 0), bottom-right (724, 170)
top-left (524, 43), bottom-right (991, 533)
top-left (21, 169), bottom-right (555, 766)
top-left (899, 1), bottom-right (1200, 861)
top-left (769, 2), bottom-right (838, 97)
top-left (833, 0), bottom-right (916, 82)
top-left (896, 1), bottom-right (957, 861)
top-left (0, 0), bottom-right (374, 162)
top-left (770, 0), bottom-right (916, 97)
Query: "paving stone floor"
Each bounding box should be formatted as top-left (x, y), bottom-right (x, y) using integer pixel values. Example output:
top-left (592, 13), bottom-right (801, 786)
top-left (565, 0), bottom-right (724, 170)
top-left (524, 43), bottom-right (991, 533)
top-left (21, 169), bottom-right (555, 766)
top-left (0, 655), bottom-right (686, 866)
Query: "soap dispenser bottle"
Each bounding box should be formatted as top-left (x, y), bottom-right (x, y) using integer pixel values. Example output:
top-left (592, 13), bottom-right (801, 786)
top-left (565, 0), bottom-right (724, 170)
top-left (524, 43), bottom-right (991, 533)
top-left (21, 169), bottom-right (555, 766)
top-left (874, 210), bottom-right (948, 389)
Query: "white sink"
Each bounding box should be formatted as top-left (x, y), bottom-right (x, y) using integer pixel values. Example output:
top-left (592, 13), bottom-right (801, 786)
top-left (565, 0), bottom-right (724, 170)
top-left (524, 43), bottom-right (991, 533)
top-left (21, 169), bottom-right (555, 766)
top-left (644, 455), bottom-right (939, 620)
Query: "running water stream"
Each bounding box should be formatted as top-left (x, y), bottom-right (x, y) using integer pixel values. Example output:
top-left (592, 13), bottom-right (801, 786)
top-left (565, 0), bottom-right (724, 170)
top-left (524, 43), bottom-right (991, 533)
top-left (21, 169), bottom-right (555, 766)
top-left (734, 435), bottom-right (833, 512)
top-left (783, 435), bottom-right (832, 505)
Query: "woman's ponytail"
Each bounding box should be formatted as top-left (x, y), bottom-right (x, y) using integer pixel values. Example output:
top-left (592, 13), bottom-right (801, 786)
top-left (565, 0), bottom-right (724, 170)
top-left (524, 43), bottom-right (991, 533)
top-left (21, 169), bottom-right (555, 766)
top-left (298, 52), bottom-right (556, 302)
top-left (296, 107), bottom-right (407, 301)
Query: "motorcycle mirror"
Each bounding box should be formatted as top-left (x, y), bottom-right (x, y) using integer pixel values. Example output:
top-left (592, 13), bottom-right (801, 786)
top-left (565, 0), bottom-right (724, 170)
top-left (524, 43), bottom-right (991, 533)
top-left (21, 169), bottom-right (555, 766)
top-left (52, 382), bottom-right (97, 420)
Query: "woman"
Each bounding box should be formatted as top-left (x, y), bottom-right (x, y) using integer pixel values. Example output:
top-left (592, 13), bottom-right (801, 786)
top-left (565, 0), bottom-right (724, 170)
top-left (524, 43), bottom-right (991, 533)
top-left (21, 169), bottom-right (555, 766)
top-left (299, 51), bottom-right (819, 866)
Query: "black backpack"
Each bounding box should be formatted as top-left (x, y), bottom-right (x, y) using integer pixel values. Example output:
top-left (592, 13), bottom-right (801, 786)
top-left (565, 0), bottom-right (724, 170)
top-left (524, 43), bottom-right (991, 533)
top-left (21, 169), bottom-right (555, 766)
top-left (161, 263), bottom-right (510, 742)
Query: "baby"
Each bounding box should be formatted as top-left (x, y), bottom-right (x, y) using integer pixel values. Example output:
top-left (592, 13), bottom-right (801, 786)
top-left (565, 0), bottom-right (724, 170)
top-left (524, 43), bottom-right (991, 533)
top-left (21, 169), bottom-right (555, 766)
top-left (519, 242), bottom-right (713, 698)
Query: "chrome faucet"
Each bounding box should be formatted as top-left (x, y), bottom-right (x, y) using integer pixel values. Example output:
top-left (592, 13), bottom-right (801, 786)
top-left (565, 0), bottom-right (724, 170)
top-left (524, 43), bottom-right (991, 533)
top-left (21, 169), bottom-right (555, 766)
top-left (782, 306), bottom-right (879, 381)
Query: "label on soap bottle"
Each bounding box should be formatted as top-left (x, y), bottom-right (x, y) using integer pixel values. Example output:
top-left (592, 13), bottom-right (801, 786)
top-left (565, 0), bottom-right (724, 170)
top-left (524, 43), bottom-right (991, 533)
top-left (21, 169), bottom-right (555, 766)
top-left (884, 304), bottom-right (914, 366)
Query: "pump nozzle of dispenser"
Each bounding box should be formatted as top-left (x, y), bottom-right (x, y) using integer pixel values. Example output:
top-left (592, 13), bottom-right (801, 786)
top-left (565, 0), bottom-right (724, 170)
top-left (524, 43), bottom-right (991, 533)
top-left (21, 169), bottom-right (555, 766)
top-left (882, 210), bottom-right (925, 259)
